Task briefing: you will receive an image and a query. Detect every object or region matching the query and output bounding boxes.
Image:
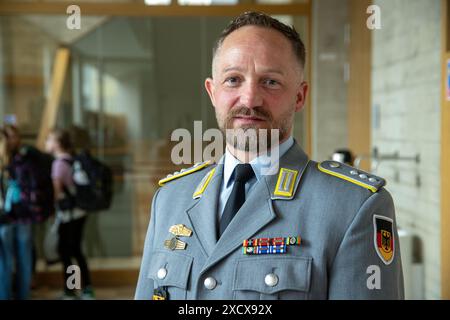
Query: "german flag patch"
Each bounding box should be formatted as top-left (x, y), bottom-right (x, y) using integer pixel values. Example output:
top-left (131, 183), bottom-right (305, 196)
top-left (373, 215), bottom-right (395, 265)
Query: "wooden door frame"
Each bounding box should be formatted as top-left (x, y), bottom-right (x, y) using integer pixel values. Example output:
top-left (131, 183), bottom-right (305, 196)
top-left (347, 0), bottom-right (372, 171)
top-left (0, 2), bottom-right (310, 16)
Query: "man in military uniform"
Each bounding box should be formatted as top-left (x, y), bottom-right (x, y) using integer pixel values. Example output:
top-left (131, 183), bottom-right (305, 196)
top-left (135, 12), bottom-right (404, 300)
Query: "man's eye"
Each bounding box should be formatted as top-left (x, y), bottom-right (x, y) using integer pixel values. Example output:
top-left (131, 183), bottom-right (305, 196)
top-left (263, 79), bottom-right (280, 87)
top-left (224, 77), bottom-right (240, 86)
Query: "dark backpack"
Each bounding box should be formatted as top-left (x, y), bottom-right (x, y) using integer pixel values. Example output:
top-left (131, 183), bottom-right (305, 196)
top-left (8, 146), bottom-right (55, 223)
top-left (63, 151), bottom-right (114, 212)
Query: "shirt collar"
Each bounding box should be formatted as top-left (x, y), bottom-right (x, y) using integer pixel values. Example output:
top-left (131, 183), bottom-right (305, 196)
top-left (222, 136), bottom-right (294, 188)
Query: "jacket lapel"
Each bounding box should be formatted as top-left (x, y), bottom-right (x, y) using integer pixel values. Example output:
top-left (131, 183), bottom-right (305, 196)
top-left (265, 143), bottom-right (310, 200)
top-left (202, 176), bottom-right (276, 271)
top-left (186, 164), bottom-right (223, 257)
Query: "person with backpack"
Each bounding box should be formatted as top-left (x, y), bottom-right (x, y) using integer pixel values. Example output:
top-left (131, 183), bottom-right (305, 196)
top-left (0, 125), bottom-right (50, 300)
top-left (45, 128), bottom-right (95, 300)
top-left (0, 129), bottom-right (11, 299)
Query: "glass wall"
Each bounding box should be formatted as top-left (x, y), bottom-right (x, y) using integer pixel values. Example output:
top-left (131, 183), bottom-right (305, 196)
top-left (0, 14), bottom-right (310, 269)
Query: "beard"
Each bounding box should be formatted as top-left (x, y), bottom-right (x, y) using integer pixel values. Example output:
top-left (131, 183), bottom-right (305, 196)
top-left (216, 105), bottom-right (294, 153)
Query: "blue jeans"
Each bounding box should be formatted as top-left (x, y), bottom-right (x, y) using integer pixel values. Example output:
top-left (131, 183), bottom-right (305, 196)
top-left (0, 226), bottom-right (7, 299)
top-left (0, 223), bottom-right (33, 300)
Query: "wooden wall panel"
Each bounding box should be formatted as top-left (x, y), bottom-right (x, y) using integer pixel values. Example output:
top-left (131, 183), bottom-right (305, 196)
top-left (348, 0), bottom-right (372, 170)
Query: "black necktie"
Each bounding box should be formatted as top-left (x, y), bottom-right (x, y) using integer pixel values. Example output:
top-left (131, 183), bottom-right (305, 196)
top-left (219, 164), bottom-right (255, 237)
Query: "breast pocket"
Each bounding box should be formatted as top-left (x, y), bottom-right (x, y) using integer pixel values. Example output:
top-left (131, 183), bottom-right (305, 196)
top-left (232, 256), bottom-right (312, 300)
top-left (147, 250), bottom-right (193, 300)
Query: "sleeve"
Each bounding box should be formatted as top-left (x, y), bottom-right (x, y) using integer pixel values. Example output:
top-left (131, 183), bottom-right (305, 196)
top-left (51, 159), bottom-right (69, 180)
top-left (327, 188), bottom-right (405, 299)
top-left (134, 188), bottom-right (160, 300)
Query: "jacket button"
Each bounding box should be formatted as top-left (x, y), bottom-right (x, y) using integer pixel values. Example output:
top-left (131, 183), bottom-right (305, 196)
top-left (264, 273), bottom-right (279, 287)
top-left (204, 277), bottom-right (217, 290)
top-left (329, 162), bottom-right (340, 168)
top-left (157, 268), bottom-right (167, 280)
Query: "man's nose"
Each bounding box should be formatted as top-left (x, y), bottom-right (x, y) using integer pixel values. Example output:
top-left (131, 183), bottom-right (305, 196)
top-left (239, 81), bottom-right (263, 108)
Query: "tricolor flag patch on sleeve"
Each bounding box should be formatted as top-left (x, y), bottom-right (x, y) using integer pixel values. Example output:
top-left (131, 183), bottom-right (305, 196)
top-left (373, 214), bottom-right (395, 265)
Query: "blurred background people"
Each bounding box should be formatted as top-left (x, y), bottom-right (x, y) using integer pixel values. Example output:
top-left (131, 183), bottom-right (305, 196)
top-left (45, 128), bottom-right (94, 300)
top-left (0, 125), bottom-right (36, 299)
top-left (0, 128), bottom-right (11, 299)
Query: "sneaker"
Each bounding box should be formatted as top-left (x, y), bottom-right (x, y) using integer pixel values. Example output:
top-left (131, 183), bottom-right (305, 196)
top-left (80, 286), bottom-right (95, 300)
top-left (60, 291), bottom-right (78, 300)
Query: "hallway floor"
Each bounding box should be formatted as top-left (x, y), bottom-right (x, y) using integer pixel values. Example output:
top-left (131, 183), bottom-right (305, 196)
top-left (30, 285), bottom-right (136, 300)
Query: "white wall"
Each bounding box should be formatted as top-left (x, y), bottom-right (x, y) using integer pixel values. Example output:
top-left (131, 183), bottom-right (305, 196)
top-left (312, 0), bottom-right (349, 161)
top-left (372, 0), bottom-right (442, 299)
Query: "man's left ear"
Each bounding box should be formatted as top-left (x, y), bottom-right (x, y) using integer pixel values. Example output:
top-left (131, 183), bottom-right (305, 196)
top-left (295, 81), bottom-right (308, 112)
top-left (205, 77), bottom-right (216, 108)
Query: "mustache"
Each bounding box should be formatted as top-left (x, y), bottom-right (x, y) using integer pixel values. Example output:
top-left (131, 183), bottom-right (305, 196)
top-left (225, 106), bottom-right (273, 123)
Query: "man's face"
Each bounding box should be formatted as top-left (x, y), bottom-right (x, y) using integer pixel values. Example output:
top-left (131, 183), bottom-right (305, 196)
top-left (205, 26), bottom-right (308, 151)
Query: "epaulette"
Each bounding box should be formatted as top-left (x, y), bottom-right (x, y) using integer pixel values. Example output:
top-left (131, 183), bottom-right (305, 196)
top-left (158, 160), bottom-right (213, 187)
top-left (318, 160), bottom-right (386, 193)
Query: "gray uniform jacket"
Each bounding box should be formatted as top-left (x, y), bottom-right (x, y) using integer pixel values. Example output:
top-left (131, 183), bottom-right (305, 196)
top-left (135, 143), bottom-right (404, 300)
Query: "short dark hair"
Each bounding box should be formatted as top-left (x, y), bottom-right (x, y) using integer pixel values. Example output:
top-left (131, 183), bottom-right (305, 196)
top-left (3, 124), bottom-right (20, 139)
top-left (49, 128), bottom-right (73, 153)
top-left (213, 11), bottom-right (306, 69)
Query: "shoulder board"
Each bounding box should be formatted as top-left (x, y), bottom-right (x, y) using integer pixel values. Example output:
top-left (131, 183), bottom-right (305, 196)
top-left (158, 160), bottom-right (213, 187)
top-left (318, 160), bottom-right (386, 193)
